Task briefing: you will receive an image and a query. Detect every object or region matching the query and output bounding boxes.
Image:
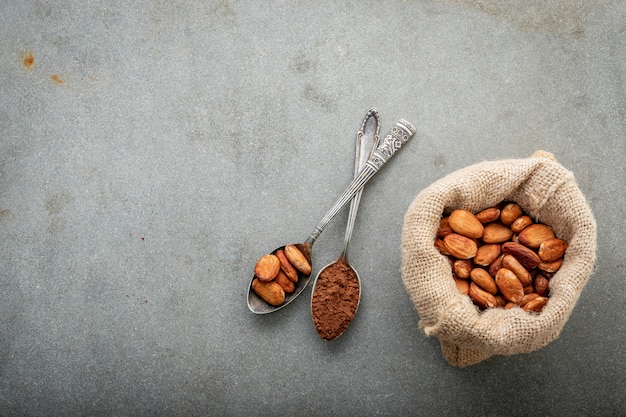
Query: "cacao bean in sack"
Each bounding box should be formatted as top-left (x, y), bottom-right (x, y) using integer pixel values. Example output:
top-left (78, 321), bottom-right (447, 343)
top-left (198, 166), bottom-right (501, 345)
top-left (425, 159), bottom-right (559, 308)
top-left (401, 151), bottom-right (596, 367)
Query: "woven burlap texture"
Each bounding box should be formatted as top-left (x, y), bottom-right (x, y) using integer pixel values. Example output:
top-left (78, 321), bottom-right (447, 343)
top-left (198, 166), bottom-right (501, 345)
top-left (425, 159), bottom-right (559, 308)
top-left (401, 151), bottom-right (596, 367)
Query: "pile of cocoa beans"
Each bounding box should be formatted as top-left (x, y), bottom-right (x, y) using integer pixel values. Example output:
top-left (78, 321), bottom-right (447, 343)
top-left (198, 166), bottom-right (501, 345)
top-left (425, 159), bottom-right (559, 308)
top-left (435, 202), bottom-right (568, 313)
top-left (252, 244), bottom-right (311, 307)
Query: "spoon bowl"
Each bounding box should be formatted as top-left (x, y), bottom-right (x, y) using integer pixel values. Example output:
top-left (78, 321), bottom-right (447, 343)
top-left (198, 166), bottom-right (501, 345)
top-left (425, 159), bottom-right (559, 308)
top-left (247, 240), bottom-right (313, 314)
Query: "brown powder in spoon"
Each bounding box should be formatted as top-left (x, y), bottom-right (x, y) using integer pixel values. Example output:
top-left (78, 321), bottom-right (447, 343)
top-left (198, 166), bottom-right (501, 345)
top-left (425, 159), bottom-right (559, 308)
top-left (311, 258), bottom-right (360, 340)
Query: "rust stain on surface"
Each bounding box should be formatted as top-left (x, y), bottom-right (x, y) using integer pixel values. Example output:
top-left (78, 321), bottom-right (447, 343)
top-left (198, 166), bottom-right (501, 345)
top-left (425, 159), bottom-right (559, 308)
top-left (50, 74), bottom-right (64, 85)
top-left (22, 51), bottom-right (35, 68)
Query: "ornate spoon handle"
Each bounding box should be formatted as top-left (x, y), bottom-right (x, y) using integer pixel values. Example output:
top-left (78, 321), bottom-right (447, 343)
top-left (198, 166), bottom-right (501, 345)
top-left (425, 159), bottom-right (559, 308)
top-left (307, 119), bottom-right (416, 244)
top-left (340, 107), bottom-right (380, 260)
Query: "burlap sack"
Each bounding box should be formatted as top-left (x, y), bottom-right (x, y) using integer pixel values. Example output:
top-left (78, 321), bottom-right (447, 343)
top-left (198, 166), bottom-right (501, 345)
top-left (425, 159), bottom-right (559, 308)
top-left (401, 151), bottom-right (596, 367)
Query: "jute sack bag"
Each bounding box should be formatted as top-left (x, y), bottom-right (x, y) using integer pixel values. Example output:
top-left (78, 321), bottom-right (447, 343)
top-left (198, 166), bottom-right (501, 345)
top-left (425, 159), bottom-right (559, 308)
top-left (401, 151), bottom-right (596, 367)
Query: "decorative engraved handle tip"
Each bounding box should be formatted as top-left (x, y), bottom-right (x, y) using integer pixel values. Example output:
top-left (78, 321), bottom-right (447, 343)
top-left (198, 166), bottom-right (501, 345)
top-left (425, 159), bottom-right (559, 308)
top-left (398, 119), bottom-right (417, 136)
top-left (367, 119), bottom-right (417, 170)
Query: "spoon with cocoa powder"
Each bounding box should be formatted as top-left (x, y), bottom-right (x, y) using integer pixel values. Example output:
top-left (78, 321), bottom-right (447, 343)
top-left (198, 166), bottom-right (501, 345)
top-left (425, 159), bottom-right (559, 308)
top-left (310, 110), bottom-right (380, 340)
top-left (247, 112), bottom-right (416, 314)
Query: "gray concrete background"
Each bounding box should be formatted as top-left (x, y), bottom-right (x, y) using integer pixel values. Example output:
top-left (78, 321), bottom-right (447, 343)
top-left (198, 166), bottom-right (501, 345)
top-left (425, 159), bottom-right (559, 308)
top-left (1, 1), bottom-right (624, 415)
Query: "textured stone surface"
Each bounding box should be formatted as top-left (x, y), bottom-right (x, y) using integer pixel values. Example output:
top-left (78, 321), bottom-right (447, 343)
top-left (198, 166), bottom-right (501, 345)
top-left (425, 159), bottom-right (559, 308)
top-left (0, 1), bottom-right (624, 415)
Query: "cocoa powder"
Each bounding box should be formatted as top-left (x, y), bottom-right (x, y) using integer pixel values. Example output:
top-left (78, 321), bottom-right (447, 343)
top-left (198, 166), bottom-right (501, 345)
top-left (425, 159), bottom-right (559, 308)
top-left (311, 258), bottom-right (360, 341)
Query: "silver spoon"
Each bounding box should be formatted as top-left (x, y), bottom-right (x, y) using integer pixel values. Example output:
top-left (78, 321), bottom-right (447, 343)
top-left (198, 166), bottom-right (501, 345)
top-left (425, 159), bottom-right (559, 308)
top-left (247, 112), bottom-right (416, 314)
top-left (310, 108), bottom-right (381, 340)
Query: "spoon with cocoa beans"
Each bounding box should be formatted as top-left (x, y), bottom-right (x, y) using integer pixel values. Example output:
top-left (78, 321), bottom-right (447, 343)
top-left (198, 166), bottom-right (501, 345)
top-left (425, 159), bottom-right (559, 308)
top-left (310, 108), bottom-right (380, 340)
top-left (247, 111), bottom-right (416, 314)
